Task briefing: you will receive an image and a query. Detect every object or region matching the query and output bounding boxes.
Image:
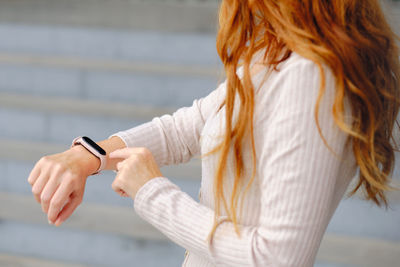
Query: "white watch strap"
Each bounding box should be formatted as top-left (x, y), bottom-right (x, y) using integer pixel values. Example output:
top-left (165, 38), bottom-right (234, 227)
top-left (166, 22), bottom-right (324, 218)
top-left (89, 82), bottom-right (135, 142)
top-left (71, 136), bottom-right (107, 175)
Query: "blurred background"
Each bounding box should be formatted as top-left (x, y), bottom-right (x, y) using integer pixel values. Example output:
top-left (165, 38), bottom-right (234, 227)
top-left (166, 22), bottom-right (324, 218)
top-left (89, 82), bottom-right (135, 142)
top-left (0, 0), bottom-right (399, 266)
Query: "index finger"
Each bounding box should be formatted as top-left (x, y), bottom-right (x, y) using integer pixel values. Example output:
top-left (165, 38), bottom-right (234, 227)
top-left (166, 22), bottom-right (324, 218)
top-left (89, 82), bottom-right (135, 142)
top-left (109, 147), bottom-right (139, 159)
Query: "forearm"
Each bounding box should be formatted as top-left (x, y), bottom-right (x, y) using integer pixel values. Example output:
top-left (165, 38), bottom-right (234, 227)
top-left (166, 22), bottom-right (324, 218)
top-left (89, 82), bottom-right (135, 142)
top-left (109, 108), bottom-right (205, 167)
top-left (68, 136), bottom-right (127, 176)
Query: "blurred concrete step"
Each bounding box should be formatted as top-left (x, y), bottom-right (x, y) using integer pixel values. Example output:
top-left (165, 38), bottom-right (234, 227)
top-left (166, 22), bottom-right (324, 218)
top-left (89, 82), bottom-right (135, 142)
top-left (325, 195), bottom-right (400, 243)
top-left (0, 24), bottom-right (220, 65)
top-left (0, 51), bottom-right (220, 77)
top-left (0, 253), bottom-right (88, 267)
top-left (0, 0), bottom-right (219, 33)
top-left (0, 105), bottom-right (144, 144)
top-left (0, 92), bottom-right (175, 121)
top-left (0, 192), bottom-right (164, 240)
top-left (0, 61), bottom-right (220, 107)
top-left (382, 0), bottom-right (400, 35)
top-left (317, 234), bottom-right (400, 267)
top-left (0, 89), bottom-right (221, 146)
top-left (0, 220), bottom-right (184, 267)
top-left (0, 24), bottom-right (222, 107)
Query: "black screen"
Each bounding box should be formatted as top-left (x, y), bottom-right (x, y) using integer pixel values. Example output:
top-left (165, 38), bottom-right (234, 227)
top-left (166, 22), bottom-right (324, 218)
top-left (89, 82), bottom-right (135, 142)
top-left (82, 136), bottom-right (106, 155)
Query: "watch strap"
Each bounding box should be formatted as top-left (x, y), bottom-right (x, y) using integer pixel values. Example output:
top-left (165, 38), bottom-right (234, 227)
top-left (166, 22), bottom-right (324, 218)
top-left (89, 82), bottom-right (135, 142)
top-left (71, 136), bottom-right (107, 175)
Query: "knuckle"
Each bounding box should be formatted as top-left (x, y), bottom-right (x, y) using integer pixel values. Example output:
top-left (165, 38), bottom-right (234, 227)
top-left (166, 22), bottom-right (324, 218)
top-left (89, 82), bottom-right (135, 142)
top-left (113, 179), bottom-right (125, 189)
top-left (63, 172), bottom-right (76, 185)
top-left (31, 186), bottom-right (41, 196)
top-left (65, 175), bottom-right (74, 184)
top-left (139, 147), bottom-right (148, 153)
top-left (140, 147), bottom-right (151, 157)
top-left (53, 162), bottom-right (65, 173)
top-left (41, 194), bottom-right (50, 204)
top-left (69, 176), bottom-right (80, 188)
top-left (51, 199), bottom-right (62, 208)
top-left (119, 179), bottom-right (128, 188)
top-left (116, 162), bottom-right (122, 170)
top-left (40, 156), bottom-right (50, 164)
top-left (64, 169), bottom-right (74, 177)
top-left (27, 170), bottom-right (36, 184)
top-left (111, 181), bottom-right (119, 190)
top-left (130, 155), bottom-right (140, 163)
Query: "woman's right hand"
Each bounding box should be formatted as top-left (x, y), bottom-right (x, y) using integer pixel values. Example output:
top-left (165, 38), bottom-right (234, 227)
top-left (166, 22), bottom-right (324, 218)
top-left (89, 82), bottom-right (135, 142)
top-left (27, 145), bottom-right (100, 226)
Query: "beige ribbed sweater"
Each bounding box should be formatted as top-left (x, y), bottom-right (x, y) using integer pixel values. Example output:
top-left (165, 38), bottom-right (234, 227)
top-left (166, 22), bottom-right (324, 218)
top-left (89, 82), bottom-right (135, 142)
top-left (109, 52), bottom-right (358, 266)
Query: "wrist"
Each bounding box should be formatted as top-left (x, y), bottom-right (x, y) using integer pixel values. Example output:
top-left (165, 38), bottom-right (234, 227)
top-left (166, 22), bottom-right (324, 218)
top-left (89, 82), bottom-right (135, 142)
top-left (68, 144), bottom-right (101, 177)
top-left (71, 136), bottom-right (107, 175)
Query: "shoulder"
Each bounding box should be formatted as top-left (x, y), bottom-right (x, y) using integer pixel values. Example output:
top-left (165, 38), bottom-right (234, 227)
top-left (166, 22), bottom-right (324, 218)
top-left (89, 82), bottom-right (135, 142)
top-left (253, 52), bottom-right (341, 127)
top-left (254, 52), bottom-right (336, 104)
top-left (256, 52), bottom-right (334, 86)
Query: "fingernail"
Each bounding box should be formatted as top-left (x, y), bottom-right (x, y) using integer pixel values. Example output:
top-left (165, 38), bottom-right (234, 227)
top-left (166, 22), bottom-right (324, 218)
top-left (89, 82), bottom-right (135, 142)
top-left (48, 220), bottom-right (53, 225)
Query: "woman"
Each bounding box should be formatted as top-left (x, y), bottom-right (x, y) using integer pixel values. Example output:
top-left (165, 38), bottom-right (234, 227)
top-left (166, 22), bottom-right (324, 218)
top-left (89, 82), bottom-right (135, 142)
top-left (27, 0), bottom-right (399, 266)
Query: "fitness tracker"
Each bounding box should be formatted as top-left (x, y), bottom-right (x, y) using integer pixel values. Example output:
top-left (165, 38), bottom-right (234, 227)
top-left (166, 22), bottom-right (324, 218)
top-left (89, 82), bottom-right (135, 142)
top-left (71, 136), bottom-right (107, 175)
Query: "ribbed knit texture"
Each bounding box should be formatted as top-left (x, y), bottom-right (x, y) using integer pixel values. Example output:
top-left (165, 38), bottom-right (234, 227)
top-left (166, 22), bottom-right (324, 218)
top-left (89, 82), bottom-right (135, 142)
top-left (109, 52), bottom-right (358, 266)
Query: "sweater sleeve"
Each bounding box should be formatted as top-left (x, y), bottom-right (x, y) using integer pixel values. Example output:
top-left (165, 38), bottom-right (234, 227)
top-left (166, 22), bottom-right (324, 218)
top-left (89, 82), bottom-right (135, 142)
top-left (132, 59), bottom-right (352, 266)
top-left (108, 81), bottom-right (226, 167)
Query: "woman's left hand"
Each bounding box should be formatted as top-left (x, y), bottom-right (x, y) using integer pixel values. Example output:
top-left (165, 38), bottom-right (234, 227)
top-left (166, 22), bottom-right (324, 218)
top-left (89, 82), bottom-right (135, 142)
top-left (109, 147), bottom-right (163, 199)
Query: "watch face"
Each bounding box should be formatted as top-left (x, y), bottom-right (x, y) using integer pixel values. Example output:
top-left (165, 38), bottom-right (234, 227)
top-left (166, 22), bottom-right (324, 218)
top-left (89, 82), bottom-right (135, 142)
top-left (82, 136), bottom-right (106, 155)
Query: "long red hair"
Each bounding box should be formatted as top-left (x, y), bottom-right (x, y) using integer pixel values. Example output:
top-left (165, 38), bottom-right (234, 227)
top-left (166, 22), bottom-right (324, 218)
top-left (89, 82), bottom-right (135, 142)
top-left (205, 0), bottom-right (400, 240)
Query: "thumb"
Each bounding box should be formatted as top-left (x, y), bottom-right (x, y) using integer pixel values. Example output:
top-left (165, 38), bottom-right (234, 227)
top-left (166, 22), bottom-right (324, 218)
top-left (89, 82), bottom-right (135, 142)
top-left (111, 178), bottom-right (129, 198)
